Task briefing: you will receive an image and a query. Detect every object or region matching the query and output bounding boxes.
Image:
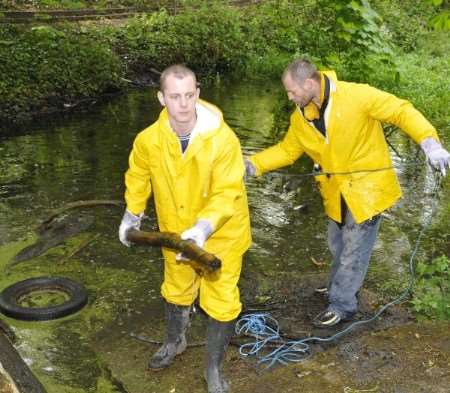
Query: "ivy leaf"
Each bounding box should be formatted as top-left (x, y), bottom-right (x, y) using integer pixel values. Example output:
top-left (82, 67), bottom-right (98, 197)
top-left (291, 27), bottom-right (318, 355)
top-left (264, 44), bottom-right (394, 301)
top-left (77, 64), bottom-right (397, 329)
top-left (429, 12), bottom-right (450, 31)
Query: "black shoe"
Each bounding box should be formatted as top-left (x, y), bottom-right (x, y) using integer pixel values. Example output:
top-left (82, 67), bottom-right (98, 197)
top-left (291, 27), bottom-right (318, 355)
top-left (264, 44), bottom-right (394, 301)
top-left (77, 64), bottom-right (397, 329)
top-left (314, 286), bottom-right (329, 296)
top-left (313, 309), bottom-right (344, 327)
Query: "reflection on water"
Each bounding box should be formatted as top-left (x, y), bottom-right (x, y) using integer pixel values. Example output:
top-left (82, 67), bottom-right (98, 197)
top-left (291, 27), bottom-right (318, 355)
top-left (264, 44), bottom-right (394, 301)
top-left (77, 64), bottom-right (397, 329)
top-left (0, 78), bottom-right (448, 392)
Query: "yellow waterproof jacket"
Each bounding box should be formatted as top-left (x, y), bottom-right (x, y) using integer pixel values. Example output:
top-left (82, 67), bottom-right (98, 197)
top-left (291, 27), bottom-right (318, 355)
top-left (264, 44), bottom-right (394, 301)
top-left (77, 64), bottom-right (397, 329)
top-left (249, 71), bottom-right (439, 224)
top-left (125, 99), bottom-right (251, 257)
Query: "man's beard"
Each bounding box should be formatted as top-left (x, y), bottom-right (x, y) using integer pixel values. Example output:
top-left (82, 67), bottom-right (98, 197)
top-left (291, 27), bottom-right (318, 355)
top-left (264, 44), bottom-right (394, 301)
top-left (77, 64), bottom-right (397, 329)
top-left (298, 95), bottom-right (313, 108)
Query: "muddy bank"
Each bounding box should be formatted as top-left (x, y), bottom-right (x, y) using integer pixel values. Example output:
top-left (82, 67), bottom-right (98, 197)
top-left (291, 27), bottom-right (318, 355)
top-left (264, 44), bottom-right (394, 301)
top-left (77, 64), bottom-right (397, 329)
top-left (1, 90), bottom-right (124, 130)
top-left (89, 270), bottom-right (450, 393)
top-left (94, 317), bottom-right (450, 393)
top-left (0, 71), bottom-right (160, 131)
top-left (229, 321), bottom-right (450, 393)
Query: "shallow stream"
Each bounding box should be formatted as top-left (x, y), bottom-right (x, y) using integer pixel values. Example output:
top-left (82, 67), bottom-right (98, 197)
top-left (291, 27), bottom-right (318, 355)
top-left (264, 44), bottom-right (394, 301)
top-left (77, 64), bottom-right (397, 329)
top-left (0, 79), bottom-right (448, 392)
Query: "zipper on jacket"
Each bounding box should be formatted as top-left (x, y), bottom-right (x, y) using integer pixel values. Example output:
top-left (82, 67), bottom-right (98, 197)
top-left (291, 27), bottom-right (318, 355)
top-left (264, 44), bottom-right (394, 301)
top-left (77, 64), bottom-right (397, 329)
top-left (203, 138), bottom-right (216, 198)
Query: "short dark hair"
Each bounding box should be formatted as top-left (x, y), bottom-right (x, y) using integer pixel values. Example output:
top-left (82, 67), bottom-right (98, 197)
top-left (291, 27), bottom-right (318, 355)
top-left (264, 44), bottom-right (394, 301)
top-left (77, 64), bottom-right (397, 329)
top-left (283, 58), bottom-right (320, 84)
top-left (159, 64), bottom-right (197, 91)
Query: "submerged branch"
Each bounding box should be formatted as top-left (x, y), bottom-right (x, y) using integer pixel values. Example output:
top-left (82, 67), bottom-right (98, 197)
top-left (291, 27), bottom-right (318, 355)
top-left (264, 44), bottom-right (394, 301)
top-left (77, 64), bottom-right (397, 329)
top-left (59, 233), bottom-right (101, 264)
top-left (38, 199), bottom-right (124, 233)
top-left (126, 229), bottom-right (222, 274)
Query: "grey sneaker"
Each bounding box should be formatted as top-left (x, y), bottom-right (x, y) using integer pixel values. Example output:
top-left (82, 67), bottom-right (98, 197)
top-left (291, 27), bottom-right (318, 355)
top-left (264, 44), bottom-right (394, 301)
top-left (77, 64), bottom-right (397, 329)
top-left (313, 309), bottom-right (344, 327)
top-left (314, 286), bottom-right (329, 296)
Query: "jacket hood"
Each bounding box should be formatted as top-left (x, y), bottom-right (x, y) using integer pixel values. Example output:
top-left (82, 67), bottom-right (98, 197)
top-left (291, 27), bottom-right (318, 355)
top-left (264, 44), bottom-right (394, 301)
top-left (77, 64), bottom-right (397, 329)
top-left (158, 98), bottom-right (224, 142)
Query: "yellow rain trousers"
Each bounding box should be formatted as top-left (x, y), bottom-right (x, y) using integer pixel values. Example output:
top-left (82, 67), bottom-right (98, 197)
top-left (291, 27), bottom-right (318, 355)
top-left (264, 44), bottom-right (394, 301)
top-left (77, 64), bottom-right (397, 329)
top-left (124, 99), bottom-right (251, 321)
top-left (249, 71), bottom-right (439, 224)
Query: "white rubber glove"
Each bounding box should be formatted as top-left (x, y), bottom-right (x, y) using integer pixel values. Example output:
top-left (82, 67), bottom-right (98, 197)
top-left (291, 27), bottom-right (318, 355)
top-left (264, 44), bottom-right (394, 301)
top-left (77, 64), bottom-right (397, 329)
top-left (176, 220), bottom-right (213, 261)
top-left (420, 137), bottom-right (450, 176)
top-left (244, 159), bottom-right (256, 180)
top-left (119, 209), bottom-right (143, 247)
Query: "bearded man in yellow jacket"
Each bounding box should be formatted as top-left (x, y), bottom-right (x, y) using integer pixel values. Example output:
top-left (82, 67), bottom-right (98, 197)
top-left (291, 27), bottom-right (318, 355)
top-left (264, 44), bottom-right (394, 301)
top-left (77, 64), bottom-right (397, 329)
top-left (246, 58), bottom-right (450, 328)
top-left (118, 64), bottom-right (251, 393)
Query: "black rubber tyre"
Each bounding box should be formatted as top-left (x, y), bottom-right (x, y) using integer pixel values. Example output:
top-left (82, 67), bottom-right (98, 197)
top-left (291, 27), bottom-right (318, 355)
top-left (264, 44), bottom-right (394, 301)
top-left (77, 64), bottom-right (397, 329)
top-left (0, 277), bottom-right (88, 321)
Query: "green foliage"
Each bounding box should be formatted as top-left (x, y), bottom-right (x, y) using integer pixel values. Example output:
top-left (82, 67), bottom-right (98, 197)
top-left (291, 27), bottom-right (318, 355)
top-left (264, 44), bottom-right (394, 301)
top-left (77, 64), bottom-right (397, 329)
top-left (241, 0), bottom-right (310, 56)
top-left (411, 255), bottom-right (450, 320)
top-left (382, 36), bottom-right (450, 127)
top-left (110, 0), bottom-right (396, 80)
top-left (427, 0), bottom-right (450, 31)
top-left (371, 0), bottom-right (436, 52)
top-left (113, 1), bottom-right (247, 74)
top-left (0, 0), bottom-right (172, 9)
top-left (316, 0), bottom-right (395, 81)
top-left (332, 0), bottom-right (391, 54)
top-left (36, 0), bottom-right (86, 9)
top-left (429, 10), bottom-right (450, 30)
top-left (0, 24), bottom-right (124, 122)
top-left (238, 0), bottom-right (329, 76)
top-left (1, 0), bottom-right (448, 124)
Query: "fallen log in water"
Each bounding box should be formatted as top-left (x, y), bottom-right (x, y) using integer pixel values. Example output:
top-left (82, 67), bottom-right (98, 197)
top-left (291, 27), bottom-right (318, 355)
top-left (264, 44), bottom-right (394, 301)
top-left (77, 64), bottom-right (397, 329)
top-left (37, 199), bottom-right (123, 233)
top-left (126, 229), bottom-right (222, 274)
top-left (9, 214), bottom-right (95, 265)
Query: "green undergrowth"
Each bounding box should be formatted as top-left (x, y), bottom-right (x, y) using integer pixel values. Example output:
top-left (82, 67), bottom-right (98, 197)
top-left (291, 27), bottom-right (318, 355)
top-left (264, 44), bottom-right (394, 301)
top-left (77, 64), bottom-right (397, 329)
top-left (414, 193), bottom-right (450, 321)
top-left (412, 255), bottom-right (450, 320)
top-left (0, 23), bottom-right (124, 123)
top-left (0, 0), bottom-right (179, 10)
top-left (1, 0), bottom-right (447, 126)
top-left (370, 189), bottom-right (450, 321)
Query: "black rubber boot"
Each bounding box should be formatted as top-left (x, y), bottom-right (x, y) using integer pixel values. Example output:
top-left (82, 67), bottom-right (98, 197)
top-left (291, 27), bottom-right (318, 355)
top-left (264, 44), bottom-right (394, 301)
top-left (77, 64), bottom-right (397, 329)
top-left (205, 318), bottom-right (235, 393)
top-left (148, 302), bottom-right (190, 370)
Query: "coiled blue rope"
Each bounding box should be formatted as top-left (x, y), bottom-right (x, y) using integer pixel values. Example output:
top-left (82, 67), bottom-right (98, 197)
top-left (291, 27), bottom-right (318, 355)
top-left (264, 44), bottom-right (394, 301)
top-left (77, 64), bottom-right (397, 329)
top-left (236, 313), bottom-right (311, 368)
top-left (237, 170), bottom-right (442, 369)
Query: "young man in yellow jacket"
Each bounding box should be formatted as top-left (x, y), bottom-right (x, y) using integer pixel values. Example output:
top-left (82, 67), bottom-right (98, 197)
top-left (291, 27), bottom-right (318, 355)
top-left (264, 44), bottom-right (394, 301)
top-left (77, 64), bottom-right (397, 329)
top-left (119, 64), bottom-right (251, 393)
top-left (246, 58), bottom-right (450, 328)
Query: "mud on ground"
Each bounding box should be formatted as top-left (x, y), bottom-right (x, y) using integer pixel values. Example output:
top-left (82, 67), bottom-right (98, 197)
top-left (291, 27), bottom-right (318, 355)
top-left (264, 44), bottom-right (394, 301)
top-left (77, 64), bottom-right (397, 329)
top-left (92, 272), bottom-right (450, 393)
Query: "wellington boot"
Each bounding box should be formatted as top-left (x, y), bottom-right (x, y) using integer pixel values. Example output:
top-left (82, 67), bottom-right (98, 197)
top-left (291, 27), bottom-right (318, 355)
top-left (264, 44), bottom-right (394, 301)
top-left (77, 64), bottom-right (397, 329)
top-left (148, 302), bottom-right (190, 370)
top-left (205, 318), bottom-right (235, 393)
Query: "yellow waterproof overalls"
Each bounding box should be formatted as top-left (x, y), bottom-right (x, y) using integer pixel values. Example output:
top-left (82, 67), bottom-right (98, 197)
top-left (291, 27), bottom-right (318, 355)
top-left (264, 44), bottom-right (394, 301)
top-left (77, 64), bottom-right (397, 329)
top-left (125, 100), bottom-right (251, 321)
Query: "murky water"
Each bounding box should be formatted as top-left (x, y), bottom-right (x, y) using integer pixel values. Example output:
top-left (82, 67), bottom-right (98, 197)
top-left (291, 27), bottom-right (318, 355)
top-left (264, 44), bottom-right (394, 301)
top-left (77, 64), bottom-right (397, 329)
top-left (0, 79), bottom-right (448, 392)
